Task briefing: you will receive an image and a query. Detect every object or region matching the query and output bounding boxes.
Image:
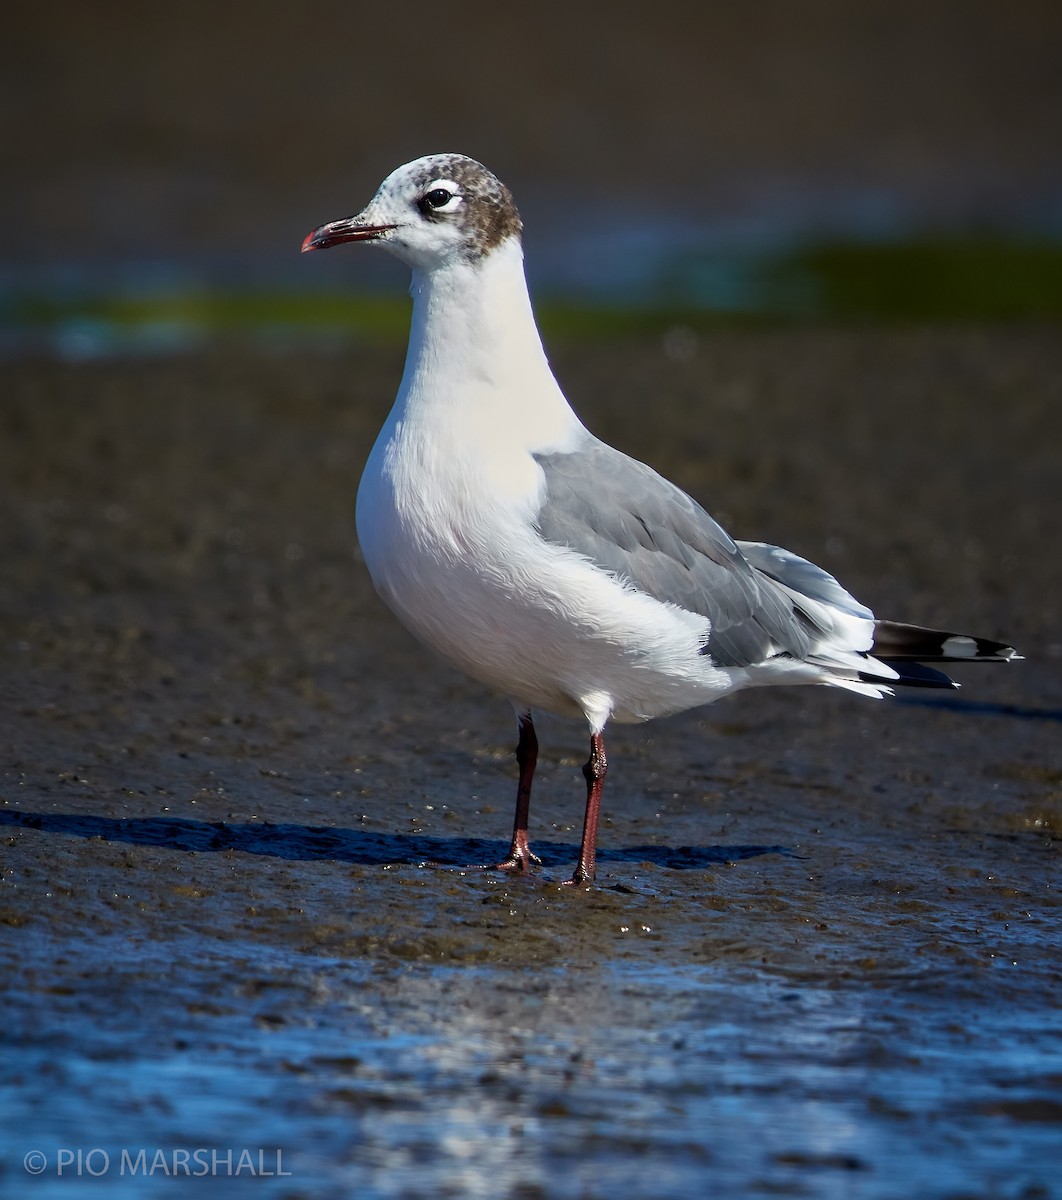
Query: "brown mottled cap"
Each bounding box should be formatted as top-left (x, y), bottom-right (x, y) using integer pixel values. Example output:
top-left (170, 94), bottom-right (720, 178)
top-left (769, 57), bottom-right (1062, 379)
top-left (385, 153), bottom-right (522, 260)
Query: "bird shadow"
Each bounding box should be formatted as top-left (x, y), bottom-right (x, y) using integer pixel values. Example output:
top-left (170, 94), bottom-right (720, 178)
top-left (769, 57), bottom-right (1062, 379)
top-left (896, 694), bottom-right (1062, 722)
top-left (0, 809), bottom-right (793, 872)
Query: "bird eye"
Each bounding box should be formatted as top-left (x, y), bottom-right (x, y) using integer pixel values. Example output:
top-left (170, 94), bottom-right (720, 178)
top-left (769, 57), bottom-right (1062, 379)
top-left (418, 186), bottom-right (458, 215)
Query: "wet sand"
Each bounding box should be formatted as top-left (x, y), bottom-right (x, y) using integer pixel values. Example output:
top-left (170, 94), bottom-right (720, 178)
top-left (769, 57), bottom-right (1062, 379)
top-left (1, 329), bottom-right (1060, 1197)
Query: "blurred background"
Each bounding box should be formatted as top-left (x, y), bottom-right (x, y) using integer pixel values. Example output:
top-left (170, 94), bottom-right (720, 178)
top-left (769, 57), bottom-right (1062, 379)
top-left (3, 0), bottom-right (1062, 345)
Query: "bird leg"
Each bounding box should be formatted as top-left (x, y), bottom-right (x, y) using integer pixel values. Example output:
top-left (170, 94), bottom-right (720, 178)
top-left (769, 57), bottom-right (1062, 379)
top-left (568, 732), bottom-right (607, 885)
top-left (495, 713), bottom-right (542, 871)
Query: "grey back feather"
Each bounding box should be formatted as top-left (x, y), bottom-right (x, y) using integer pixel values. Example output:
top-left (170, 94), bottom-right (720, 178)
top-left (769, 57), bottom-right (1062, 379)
top-left (736, 541), bottom-right (872, 620)
top-left (533, 440), bottom-right (813, 667)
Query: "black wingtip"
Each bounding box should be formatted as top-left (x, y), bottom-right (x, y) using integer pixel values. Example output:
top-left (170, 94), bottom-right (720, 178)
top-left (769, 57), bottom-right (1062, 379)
top-left (865, 661), bottom-right (960, 690)
top-left (872, 620), bottom-right (1020, 664)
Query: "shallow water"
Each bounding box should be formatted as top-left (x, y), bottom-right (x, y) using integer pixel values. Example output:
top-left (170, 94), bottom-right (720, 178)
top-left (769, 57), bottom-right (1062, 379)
top-left (1, 334), bottom-right (1060, 1196)
top-left (7, 925), bottom-right (1060, 1199)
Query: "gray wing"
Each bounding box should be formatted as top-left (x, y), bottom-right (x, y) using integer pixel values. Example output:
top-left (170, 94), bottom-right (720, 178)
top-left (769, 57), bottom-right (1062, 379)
top-left (533, 439), bottom-right (813, 667)
top-left (736, 540), bottom-right (873, 620)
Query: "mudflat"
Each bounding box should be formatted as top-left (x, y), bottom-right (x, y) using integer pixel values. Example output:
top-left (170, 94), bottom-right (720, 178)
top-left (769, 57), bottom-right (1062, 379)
top-left (2, 328), bottom-right (1059, 1197)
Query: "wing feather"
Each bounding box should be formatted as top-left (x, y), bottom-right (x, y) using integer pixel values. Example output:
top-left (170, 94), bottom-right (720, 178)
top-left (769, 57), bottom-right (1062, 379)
top-left (533, 440), bottom-right (811, 667)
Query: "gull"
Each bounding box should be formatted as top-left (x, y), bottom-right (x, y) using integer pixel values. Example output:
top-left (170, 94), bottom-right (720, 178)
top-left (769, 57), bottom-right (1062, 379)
top-left (302, 153), bottom-right (1019, 886)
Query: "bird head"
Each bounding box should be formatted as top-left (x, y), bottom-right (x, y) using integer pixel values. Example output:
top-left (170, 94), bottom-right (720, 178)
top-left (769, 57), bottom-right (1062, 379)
top-left (301, 153), bottom-right (522, 273)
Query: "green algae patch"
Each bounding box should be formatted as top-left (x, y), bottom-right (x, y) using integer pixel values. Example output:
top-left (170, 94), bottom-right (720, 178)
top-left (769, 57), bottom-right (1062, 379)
top-left (4, 238), bottom-right (1062, 356)
top-left (761, 238), bottom-right (1062, 322)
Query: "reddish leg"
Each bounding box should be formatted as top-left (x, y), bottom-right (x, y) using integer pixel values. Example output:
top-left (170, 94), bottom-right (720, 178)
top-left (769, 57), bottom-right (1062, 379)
top-left (495, 713), bottom-right (542, 872)
top-left (568, 732), bottom-right (607, 886)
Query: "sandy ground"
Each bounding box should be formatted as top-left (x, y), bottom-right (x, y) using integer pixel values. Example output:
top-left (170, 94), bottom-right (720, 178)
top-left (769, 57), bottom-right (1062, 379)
top-left (1, 328), bottom-right (1059, 1196)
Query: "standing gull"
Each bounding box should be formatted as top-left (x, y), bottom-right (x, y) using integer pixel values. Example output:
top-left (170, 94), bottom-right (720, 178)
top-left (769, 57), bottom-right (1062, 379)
top-left (302, 153), bottom-right (1019, 886)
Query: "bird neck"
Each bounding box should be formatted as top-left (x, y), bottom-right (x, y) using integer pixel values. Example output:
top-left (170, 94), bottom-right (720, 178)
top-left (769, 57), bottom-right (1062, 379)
top-left (395, 238), bottom-right (577, 446)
